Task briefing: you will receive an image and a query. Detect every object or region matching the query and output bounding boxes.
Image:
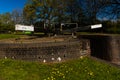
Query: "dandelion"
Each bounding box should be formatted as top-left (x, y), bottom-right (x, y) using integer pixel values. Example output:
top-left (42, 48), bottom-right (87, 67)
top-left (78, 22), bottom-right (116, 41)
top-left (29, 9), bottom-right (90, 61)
top-left (51, 76), bottom-right (53, 78)
top-left (52, 71), bottom-right (56, 74)
top-left (90, 72), bottom-right (93, 76)
top-left (47, 77), bottom-right (50, 80)
top-left (63, 76), bottom-right (65, 79)
top-left (66, 71), bottom-right (69, 73)
top-left (88, 71), bottom-right (94, 76)
top-left (57, 71), bottom-right (60, 73)
top-left (2, 61), bottom-right (4, 64)
top-left (70, 68), bottom-right (73, 71)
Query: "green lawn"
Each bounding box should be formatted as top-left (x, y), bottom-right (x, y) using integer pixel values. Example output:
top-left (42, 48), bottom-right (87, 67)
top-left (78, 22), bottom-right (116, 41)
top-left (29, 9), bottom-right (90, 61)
top-left (0, 34), bottom-right (20, 39)
top-left (0, 57), bottom-right (120, 80)
top-left (0, 33), bottom-right (46, 40)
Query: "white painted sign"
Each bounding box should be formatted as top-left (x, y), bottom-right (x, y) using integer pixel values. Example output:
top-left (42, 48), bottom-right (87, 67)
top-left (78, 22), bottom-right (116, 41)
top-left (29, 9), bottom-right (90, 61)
top-left (91, 24), bottom-right (102, 29)
top-left (15, 24), bottom-right (34, 31)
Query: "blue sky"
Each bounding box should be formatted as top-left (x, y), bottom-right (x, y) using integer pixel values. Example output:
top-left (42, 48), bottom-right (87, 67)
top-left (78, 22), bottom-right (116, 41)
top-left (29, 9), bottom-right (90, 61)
top-left (0, 0), bottom-right (27, 14)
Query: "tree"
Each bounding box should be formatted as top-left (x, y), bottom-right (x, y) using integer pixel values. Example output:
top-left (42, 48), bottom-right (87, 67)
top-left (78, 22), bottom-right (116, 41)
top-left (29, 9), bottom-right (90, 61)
top-left (0, 13), bottom-right (15, 33)
top-left (79, 0), bottom-right (104, 24)
top-left (11, 9), bottom-right (24, 24)
top-left (66, 0), bottom-right (85, 24)
top-left (103, 0), bottom-right (120, 20)
top-left (23, 0), bottom-right (36, 24)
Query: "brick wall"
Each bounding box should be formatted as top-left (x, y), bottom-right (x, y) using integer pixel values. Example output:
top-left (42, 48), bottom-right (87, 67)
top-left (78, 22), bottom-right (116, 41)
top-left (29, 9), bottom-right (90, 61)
top-left (0, 39), bottom-right (90, 62)
top-left (79, 35), bottom-right (120, 65)
top-left (109, 36), bottom-right (120, 64)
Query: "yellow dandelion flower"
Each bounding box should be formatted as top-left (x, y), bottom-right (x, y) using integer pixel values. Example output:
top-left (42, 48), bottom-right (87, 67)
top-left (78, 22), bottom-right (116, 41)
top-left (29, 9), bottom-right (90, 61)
top-left (66, 71), bottom-right (69, 73)
top-left (57, 71), bottom-right (60, 73)
top-left (47, 77), bottom-right (50, 80)
top-left (88, 71), bottom-right (94, 76)
top-left (63, 76), bottom-right (65, 78)
top-left (107, 71), bottom-right (110, 73)
top-left (51, 76), bottom-right (53, 78)
top-left (70, 68), bottom-right (73, 71)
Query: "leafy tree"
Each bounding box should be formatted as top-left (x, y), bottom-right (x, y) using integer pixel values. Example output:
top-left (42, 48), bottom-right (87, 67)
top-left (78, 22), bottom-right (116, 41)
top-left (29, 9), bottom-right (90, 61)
top-left (79, 0), bottom-right (105, 24)
top-left (23, 0), bottom-right (69, 34)
top-left (0, 13), bottom-right (15, 33)
top-left (11, 9), bottom-right (24, 24)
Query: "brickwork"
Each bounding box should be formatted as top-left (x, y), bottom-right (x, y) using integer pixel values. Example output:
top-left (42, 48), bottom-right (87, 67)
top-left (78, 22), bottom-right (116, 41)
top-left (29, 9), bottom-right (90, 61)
top-left (109, 36), bottom-right (120, 64)
top-left (0, 39), bottom-right (90, 62)
top-left (79, 35), bottom-right (120, 65)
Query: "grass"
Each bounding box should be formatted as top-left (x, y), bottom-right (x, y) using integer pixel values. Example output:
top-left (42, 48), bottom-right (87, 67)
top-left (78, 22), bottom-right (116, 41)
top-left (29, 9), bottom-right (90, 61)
top-left (0, 33), bottom-right (45, 40)
top-left (0, 34), bottom-right (21, 39)
top-left (0, 57), bottom-right (120, 80)
top-left (76, 32), bottom-right (120, 36)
